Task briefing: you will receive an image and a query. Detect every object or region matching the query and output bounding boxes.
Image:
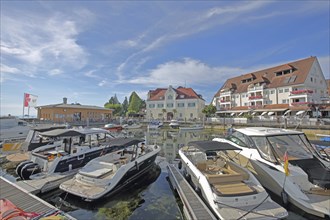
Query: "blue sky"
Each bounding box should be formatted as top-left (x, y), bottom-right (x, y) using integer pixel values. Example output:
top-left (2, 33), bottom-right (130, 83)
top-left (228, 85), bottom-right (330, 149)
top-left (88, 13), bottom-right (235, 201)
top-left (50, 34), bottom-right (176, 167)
top-left (1, 1), bottom-right (329, 117)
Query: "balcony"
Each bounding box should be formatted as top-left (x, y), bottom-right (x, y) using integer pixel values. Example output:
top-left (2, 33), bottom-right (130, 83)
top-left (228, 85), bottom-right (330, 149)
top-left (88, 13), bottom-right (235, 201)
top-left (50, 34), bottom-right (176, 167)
top-left (219, 91), bottom-right (232, 97)
top-left (219, 99), bottom-right (231, 103)
top-left (248, 85), bottom-right (264, 92)
top-left (290, 89), bottom-right (313, 95)
top-left (248, 95), bottom-right (263, 100)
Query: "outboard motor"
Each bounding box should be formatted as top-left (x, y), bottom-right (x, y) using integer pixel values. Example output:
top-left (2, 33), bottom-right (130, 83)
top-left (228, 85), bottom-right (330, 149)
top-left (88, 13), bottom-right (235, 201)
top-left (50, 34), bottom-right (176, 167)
top-left (20, 163), bottom-right (41, 180)
top-left (16, 161), bottom-right (33, 179)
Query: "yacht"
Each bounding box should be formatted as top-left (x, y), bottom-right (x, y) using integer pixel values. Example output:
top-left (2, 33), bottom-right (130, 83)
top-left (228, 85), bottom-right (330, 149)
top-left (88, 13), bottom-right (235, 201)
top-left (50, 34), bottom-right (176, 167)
top-left (179, 140), bottom-right (288, 220)
top-left (60, 138), bottom-right (161, 202)
top-left (213, 127), bottom-right (330, 218)
top-left (169, 120), bottom-right (180, 129)
top-left (147, 121), bottom-right (163, 129)
top-left (179, 124), bottom-right (204, 131)
top-left (16, 128), bottom-right (115, 181)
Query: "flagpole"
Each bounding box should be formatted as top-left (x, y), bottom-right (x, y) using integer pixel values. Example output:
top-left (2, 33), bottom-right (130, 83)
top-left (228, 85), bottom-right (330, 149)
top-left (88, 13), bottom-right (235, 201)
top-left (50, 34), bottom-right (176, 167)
top-left (23, 93), bottom-right (25, 118)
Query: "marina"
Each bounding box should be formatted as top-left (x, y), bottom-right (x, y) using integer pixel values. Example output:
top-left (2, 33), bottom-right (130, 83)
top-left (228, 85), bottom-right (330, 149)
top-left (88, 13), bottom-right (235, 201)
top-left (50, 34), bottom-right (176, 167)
top-left (1, 127), bottom-right (328, 219)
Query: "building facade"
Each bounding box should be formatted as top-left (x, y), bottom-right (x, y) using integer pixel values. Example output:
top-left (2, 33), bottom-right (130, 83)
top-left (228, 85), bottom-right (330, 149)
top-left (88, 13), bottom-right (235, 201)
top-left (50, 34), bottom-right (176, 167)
top-left (146, 86), bottom-right (205, 121)
top-left (35, 98), bottom-right (113, 123)
top-left (213, 56), bottom-right (329, 117)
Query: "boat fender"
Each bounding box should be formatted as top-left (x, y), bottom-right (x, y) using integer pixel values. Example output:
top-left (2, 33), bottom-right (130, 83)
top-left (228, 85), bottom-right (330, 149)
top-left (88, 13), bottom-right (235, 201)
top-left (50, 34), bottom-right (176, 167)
top-left (16, 161), bottom-right (33, 178)
top-left (281, 190), bottom-right (289, 207)
top-left (135, 161), bottom-right (139, 171)
top-left (69, 164), bottom-right (72, 171)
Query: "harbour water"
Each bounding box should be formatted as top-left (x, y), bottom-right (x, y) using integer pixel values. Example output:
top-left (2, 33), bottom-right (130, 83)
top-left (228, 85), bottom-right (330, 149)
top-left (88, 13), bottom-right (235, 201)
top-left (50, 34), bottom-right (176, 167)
top-left (0, 128), bottom-right (315, 219)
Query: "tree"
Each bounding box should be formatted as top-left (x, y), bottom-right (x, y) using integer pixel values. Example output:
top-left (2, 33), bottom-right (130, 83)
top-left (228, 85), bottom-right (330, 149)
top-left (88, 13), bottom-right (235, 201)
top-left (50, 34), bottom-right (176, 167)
top-left (127, 92), bottom-right (143, 115)
top-left (202, 104), bottom-right (216, 117)
top-left (121, 97), bottom-right (129, 116)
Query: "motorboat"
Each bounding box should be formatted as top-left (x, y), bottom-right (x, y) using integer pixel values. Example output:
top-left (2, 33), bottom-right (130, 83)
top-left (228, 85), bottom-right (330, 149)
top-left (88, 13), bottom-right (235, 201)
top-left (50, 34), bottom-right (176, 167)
top-left (147, 121), bottom-right (163, 129)
top-left (179, 124), bottom-right (204, 131)
top-left (60, 138), bottom-right (161, 202)
top-left (169, 120), bottom-right (180, 129)
top-left (179, 140), bottom-right (288, 220)
top-left (16, 128), bottom-right (115, 181)
top-left (104, 123), bottom-right (123, 132)
top-left (0, 116), bottom-right (32, 142)
top-left (213, 127), bottom-right (330, 218)
top-left (122, 119), bottom-right (142, 129)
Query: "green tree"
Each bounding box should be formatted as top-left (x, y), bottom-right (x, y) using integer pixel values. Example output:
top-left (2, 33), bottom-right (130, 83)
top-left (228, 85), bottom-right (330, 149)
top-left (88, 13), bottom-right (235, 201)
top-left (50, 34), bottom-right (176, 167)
top-left (202, 104), bottom-right (216, 117)
top-left (127, 92), bottom-right (143, 115)
top-left (104, 103), bottom-right (122, 116)
top-left (121, 97), bottom-right (129, 116)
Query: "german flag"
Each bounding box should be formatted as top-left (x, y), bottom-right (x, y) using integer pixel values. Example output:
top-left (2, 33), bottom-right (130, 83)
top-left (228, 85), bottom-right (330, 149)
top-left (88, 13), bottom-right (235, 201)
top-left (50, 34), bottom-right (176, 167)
top-left (283, 151), bottom-right (290, 176)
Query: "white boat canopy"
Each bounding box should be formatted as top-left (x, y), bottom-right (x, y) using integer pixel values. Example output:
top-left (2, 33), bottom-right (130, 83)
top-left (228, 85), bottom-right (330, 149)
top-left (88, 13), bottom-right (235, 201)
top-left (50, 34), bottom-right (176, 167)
top-left (268, 112), bottom-right (275, 116)
top-left (296, 110), bottom-right (305, 116)
top-left (251, 112), bottom-right (256, 116)
top-left (230, 112), bottom-right (236, 116)
top-left (238, 112), bottom-right (244, 116)
top-left (261, 111), bottom-right (268, 116)
top-left (283, 109), bottom-right (291, 116)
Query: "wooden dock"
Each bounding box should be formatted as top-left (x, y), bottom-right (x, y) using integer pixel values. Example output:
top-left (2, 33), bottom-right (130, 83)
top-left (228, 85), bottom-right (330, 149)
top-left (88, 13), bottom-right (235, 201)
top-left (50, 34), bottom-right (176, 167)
top-left (167, 164), bottom-right (217, 220)
top-left (0, 176), bottom-right (75, 219)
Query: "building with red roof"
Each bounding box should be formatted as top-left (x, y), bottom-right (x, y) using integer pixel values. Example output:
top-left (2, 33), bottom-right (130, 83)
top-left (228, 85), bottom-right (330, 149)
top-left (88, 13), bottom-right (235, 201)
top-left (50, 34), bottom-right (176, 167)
top-left (146, 85), bottom-right (205, 121)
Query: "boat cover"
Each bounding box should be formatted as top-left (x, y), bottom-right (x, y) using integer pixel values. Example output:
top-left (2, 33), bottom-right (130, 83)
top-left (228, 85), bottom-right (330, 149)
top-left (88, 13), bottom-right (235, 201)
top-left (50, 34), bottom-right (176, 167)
top-left (39, 129), bottom-right (84, 137)
top-left (188, 140), bottom-right (240, 152)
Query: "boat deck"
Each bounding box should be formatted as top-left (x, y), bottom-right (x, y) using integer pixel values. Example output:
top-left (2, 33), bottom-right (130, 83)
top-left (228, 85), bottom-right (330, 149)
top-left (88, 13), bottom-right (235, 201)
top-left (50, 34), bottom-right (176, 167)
top-left (167, 164), bottom-right (217, 220)
top-left (0, 177), bottom-right (75, 219)
top-left (16, 172), bottom-right (76, 194)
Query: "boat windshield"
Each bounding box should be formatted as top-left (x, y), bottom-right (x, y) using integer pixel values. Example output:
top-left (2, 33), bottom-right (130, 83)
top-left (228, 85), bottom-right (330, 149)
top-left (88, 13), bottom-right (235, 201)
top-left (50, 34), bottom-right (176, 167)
top-left (251, 134), bottom-right (313, 162)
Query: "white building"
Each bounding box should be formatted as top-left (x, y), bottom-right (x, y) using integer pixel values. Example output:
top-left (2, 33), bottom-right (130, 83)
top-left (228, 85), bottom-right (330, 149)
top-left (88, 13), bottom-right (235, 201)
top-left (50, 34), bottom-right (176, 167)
top-left (146, 85), bottom-right (205, 121)
top-left (213, 56), bottom-right (330, 117)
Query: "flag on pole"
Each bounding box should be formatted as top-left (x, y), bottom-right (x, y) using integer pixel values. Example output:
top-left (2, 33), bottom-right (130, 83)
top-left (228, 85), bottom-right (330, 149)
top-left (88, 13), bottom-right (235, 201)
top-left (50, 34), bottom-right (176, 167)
top-left (283, 151), bottom-right (290, 176)
top-left (24, 93), bottom-right (38, 107)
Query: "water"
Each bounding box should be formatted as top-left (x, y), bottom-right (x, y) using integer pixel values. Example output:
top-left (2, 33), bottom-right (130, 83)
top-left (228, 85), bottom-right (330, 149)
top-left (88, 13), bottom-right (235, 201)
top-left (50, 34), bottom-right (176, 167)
top-left (0, 128), bottom-right (316, 219)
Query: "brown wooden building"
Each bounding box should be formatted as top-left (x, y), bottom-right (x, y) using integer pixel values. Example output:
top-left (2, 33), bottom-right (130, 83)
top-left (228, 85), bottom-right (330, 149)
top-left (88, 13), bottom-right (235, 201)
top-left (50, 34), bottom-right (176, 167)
top-left (35, 98), bottom-right (113, 123)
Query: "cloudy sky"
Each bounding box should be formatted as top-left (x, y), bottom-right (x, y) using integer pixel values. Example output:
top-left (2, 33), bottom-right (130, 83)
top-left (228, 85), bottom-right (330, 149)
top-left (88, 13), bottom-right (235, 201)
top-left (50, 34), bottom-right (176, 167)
top-left (1, 1), bottom-right (329, 116)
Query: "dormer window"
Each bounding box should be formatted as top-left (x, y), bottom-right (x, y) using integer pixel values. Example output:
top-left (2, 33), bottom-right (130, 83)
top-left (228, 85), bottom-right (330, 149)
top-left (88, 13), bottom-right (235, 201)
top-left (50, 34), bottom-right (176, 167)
top-left (180, 95), bottom-right (185, 98)
top-left (275, 65), bottom-right (295, 76)
top-left (168, 95), bottom-right (173, 100)
top-left (159, 96), bottom-right (163, 100)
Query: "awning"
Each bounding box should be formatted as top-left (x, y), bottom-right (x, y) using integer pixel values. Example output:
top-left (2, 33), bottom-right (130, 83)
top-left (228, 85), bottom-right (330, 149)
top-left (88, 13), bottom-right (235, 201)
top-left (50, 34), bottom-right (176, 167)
top-left (268, 112), bottom-right (275, 116)
top-left (296, 110), bottom-right (305, 116)
top-left (261, 111), bottom-right (267, 116)
top-left (283, 110), bottom-right (291, 116)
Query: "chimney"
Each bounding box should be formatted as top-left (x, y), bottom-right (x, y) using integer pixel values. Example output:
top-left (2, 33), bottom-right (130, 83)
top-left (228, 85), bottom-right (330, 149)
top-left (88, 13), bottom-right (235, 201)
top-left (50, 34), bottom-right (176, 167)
top-left (63, 97), bottom-right (67, 104)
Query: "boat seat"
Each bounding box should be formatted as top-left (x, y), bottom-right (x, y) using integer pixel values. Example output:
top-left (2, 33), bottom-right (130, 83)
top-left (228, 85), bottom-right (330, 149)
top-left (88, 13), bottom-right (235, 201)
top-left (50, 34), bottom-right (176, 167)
top-left (206, 173), bottom-right (244, 184)
top-left (196, 162), bottom-right (207, 171)
top-left (212, 182), bottom-right (256, 196)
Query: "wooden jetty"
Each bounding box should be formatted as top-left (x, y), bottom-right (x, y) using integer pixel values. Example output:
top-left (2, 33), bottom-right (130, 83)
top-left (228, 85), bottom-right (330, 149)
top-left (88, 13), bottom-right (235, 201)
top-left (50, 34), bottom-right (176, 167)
top-left (167, 164), bottom-right (217, 220)
top-left (0, 176), bottom-right (75, 219)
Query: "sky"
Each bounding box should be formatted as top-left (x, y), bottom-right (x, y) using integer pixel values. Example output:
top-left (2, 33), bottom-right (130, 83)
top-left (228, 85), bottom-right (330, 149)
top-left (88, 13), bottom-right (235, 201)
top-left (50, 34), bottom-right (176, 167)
top-left (1, 1), bottom-right (329, 117)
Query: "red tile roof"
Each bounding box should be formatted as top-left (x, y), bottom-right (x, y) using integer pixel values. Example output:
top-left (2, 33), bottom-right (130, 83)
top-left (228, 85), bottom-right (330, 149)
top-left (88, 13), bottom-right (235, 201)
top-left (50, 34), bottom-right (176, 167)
top-left (147, 87), bottom-right (202, 101)
top-left (219, 56), bottom-right (316, 94)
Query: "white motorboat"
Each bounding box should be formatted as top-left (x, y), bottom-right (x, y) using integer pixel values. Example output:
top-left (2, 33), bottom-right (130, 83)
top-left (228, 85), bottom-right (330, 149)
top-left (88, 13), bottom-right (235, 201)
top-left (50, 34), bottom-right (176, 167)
top-left (122, 120), bottom-right (142, 129)
top-left (169, 120), bottom-right (180, 129)
top-left (147, 121), bottom-right (163, 129)
top-left (60, 138), bottom-right (161, 202)
top-left (179, 140), bottom-right (288, 220)
top-left (213, 127), bottom-right (330, 218)
top-left (16, 128), bottom-right (115, 181)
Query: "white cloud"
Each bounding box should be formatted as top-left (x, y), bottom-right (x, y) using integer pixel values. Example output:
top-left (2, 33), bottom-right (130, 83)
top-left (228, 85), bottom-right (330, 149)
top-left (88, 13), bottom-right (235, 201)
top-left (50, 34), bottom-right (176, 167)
top-left (121, 58), bottom-right (243, 87)
top-left (1, 11), bottom-right (89, 82)
top-left (98, 80), bottom-right (107, 87)
top-left (49, 69), bottom-right (63, 76)
top-left (1, 64), bottom-right (19, 74)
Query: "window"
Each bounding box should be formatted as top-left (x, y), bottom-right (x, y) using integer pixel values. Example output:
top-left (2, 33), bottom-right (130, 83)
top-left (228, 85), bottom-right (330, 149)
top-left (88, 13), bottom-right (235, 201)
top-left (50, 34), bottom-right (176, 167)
top-left (149, 104), bottom-right (155, 108)
top-left (190, 113), bottom-right (193, 118)
top-left (168, 95), bottom-right (173, 100)
top-left (284, 88), bottom-right (289, 92)
top-left (264, 91), bottom-right (268, 95)
top-left (188, 103), bottom-right (196, 107)
top-left (167, 103), bottom-right (173, 108)
top-left (270, 90), bottom-right (275, 94)
top-left (278, 89), bottom-right (283, 93)
top-left (177, 103), bottom-right (184, 107)
top-left (282, 99), bottom-right (288, 104)
top-left (311, 77), bottom-right (313, 82)
top-left (157, 103), bottom-right (164, 108)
